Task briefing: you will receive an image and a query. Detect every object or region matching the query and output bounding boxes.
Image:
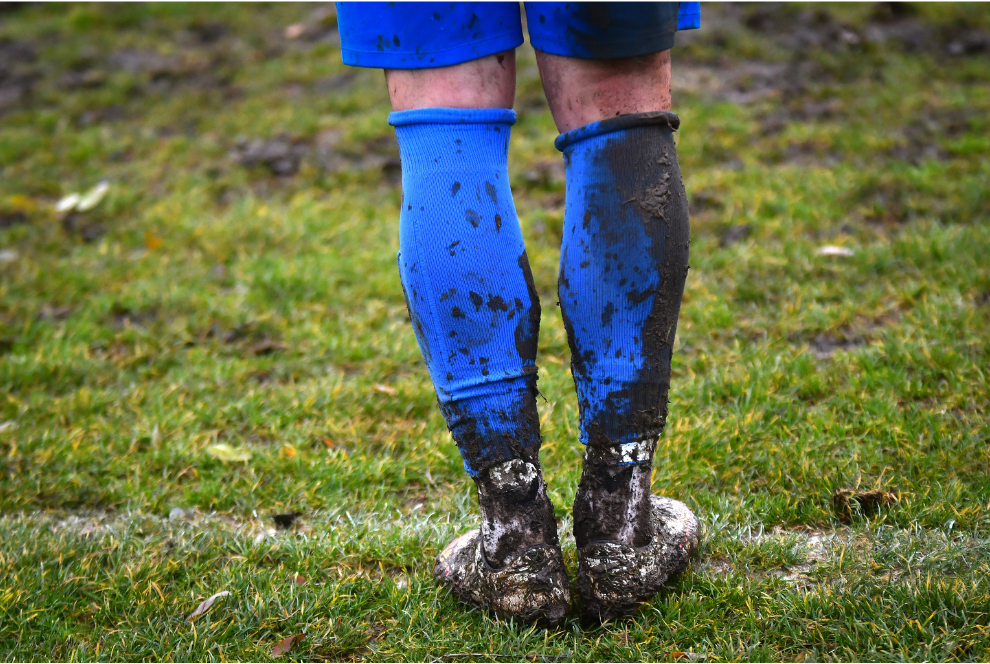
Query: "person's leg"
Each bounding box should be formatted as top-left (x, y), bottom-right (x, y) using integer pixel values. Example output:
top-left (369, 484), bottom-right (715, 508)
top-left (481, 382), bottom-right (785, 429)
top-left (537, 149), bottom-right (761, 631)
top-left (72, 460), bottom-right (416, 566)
top-left (337, 1), bottom-right (569, 625)
top-left (527, 1), bottom-right (699, 615)
top-left (388, 57), bottom-right (559, 569)
top-left (386, 59), bottom-right (571, 629)
top-left (538, 51), bottom-right (680, 553)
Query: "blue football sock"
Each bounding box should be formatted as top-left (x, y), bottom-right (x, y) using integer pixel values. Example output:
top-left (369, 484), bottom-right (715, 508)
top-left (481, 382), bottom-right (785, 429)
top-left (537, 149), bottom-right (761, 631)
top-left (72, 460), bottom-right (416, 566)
top-left (555, 111), bottom-right (691, 462)
top-left (390, 108), bottom-right (542, 478)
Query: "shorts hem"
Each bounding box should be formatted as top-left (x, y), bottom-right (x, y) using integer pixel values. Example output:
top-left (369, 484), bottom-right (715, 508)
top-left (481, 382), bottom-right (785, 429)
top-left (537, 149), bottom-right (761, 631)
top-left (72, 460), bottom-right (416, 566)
top-left (529, 33), bottom-right (677, 60)
top-left (341, 31), bottom-right (524, 69)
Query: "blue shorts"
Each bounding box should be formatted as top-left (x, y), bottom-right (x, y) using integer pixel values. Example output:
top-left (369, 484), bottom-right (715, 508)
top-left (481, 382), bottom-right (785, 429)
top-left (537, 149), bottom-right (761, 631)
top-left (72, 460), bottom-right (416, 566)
top-left (336, 2), bottom-right (701, 69)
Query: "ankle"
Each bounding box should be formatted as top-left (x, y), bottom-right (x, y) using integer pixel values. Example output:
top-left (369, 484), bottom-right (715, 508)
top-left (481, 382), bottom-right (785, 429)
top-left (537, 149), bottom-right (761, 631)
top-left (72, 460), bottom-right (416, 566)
top-left (573, 439), bottom-right (656, 549)
top-left (475, 459), bottom-right (559, 568)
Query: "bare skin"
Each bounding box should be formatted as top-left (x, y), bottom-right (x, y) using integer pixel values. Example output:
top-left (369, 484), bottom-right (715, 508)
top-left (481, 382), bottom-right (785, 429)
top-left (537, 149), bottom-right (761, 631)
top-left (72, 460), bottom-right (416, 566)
top-left (384, 49), bottom-right (672, 130)
top-left (385, 51), bottom-right (516, 111)
top-left (536, 50), bottom-right (672, 133)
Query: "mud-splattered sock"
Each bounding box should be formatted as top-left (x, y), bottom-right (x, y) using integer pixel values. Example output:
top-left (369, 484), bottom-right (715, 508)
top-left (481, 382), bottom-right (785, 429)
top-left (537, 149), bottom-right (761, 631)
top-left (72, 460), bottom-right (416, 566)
top-left (554, 111), bottom-right (691, 548)
top-left (390, 108), bottom-right (556, 564)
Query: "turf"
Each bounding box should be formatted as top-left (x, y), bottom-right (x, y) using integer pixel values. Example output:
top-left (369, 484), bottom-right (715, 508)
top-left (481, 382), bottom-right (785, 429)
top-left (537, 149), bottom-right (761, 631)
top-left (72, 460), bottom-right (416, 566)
top-left (1, 3), bottom-right (989, 661)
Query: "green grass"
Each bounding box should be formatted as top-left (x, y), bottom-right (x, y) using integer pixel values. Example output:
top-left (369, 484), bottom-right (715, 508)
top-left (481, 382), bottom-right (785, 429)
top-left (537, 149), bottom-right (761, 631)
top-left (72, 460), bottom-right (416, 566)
top-left (1, 2), bottom-right (989, 661)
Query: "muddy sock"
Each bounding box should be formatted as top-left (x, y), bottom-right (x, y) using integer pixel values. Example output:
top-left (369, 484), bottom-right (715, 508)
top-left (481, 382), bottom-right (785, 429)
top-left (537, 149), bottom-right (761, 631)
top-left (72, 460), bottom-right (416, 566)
top-left (573, 439), bottom-right (655, 548)
top-left (474, 458), bottom-right (560, 568)
top-left (390, 107), bottom-right (543, 478)
top-left (554, 111), bottom-right (690, 548)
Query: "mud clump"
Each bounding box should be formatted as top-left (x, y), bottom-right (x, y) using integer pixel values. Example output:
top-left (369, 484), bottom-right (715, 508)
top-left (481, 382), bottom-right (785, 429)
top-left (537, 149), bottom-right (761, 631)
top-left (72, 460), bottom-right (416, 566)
top-left (233, 134), bottom-right (310, 176)
top-left (272, 511), bottom-right (303, 529)
top-left (719, 224), bottom-right (751, 248)
top-left (0, 211), bottom-right (29, 229)
top-left (833, 488), bottom-right (898, 521)
top-left (810, 333), bottom-right (865, 359)
top-left (0, 39), bottom-right (39, 113)
top-left (690, 190), bottom-right (725, 217)
top-left (315, 129), bottom-right (401, 182)
top-left (61, 213), bottom-right (105, 243)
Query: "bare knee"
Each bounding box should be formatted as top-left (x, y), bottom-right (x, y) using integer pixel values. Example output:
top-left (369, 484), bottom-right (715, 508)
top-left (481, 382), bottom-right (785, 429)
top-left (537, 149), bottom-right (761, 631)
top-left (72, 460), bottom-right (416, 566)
top-left (536, 51), bottom-right (671, 133)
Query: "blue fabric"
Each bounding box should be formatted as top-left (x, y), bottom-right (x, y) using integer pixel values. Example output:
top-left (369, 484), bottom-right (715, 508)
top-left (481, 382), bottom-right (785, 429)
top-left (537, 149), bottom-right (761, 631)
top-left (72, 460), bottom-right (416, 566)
top-left (525, 2), bottom-right (680, 59)
top-left (678, 2), bottom-right (701, 30)
top-left (390, 107), bottom-right (542, 476)
top-left (555, 113), bottom-right (690, 452)
top-left (337, 2), bottom-right (524, 69)
top-left (337, 2), bottom-right (700, 69)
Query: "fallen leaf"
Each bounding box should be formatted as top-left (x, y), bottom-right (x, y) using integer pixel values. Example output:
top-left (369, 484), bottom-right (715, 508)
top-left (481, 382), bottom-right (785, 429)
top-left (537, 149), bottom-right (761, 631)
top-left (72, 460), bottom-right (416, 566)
top-left (816, 245), bottom-right (854, 257)
top-left (322, 438), bottom-right (351, 455)
top-left (272, 511), bottom-right (302, 529)
top-left (187, 590), bottom-right (230, 621)
top-left (55, 193), bottom-right (81, 213)
top-left (76, 181), bottom-right (110, 212)
top-left (205, 443), bottom-right (252, 462)
top-left (669, 652), bottom-right (688, 661)
top-left (176, 466), bottom-right (198, 481)
top-left (284, 23), bottom-right (305, 39)
top-left (149, 580), bottom-right (165, 603)
top-left (144, 231), bottom-right (163, 251)
top-left (272, 633), bottom-right (305, 657)
top-left (373, 383), bottom-right (397, 396)
top-left (293, 574), bottom-right (306, 585)
top-left (6, 194), bottom-right (38, 212)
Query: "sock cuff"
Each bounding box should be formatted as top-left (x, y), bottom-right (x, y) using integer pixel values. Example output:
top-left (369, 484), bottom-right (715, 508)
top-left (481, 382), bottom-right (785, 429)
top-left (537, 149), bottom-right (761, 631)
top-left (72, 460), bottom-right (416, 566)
top-left (391, 108), bottom-right (516, 172)
top-left (388, 107), bottom-right (517, 127)
top-left (554, 110), bottom-right (680, 152)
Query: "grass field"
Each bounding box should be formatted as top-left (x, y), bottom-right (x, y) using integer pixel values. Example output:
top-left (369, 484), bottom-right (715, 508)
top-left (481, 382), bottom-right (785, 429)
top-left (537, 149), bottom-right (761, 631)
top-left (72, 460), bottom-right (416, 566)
top-left (1, 3), bottom-right (989, 661)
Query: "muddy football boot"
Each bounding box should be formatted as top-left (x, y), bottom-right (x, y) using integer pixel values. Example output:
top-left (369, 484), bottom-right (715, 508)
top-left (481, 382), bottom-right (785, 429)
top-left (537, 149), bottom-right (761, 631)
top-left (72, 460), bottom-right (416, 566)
top-left (434, 459), bottom-right (571, 626)
top-left (576, 495), bottom-right (698, 621)
top-left (572, 439), bottom-right (698, 621)
top-left (434, 529), bottom-right (571, 626)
